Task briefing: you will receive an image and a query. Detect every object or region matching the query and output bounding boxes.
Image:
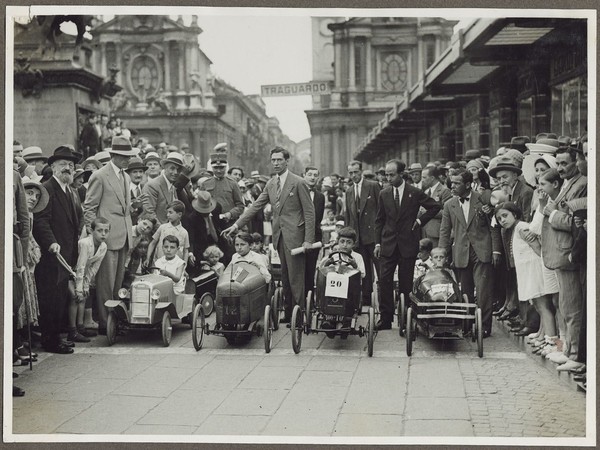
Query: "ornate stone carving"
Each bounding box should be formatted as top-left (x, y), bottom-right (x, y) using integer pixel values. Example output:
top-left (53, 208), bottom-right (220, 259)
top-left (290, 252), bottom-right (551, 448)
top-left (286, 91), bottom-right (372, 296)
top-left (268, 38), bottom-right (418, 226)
top-left (91, 65), bottom-right (121, 103)
top-left (148, 88), bottom-right (171, 112)
top-left (14, 54), bottom-right (44, 98)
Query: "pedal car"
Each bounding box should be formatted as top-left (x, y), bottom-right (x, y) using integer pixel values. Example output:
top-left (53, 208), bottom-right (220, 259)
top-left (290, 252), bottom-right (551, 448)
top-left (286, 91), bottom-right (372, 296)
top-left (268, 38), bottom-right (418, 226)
top-left (193, 261), bottom-right (275, 353)
top-left (189, 261), bottom-right (219, 317)
top-left (291, 251), bottom-right (375, 356)
top-left (104, 267), bottom-right (198, 347)
top-left (403, 268), bottom-right (483, 357)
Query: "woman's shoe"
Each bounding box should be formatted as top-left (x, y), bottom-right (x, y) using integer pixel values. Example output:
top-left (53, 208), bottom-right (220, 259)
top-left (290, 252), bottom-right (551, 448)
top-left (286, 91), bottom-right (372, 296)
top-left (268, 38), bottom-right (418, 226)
top-left (16, 346), bottom-right (38, 359)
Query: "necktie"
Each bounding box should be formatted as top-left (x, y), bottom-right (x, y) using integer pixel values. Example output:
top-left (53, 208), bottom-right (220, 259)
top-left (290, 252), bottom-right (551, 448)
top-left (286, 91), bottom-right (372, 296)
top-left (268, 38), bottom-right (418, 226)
top-left (135, 185), bottom-right (141, 198)
top-left (170, 185), bottom-right (177, 202)
top-left (119, 169), bottom-right (127, 197)
top-left (275, 176), bottom-right (281, 209)
top-left (394, 187), bottom-right (399, 204)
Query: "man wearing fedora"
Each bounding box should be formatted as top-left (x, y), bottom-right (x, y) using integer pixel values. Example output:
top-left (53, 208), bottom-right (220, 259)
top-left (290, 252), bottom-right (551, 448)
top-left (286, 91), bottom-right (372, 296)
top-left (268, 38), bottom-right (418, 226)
top-left (22, 146), bottom-right (48, 176)
top-left (83, 136), bottom-right (138, 334)
top-left (33, 145), bottom-right (83, 353)
top-left (144, 151), bottom-right (162, 181)
top-left (126, 156), bottom-right (147, 225)
top-left (142, 151), bottom-right (185, 225)
top-left (223, 146), bottom-right (315, 322)
top-left (408, 163), bottom-right (423, 189)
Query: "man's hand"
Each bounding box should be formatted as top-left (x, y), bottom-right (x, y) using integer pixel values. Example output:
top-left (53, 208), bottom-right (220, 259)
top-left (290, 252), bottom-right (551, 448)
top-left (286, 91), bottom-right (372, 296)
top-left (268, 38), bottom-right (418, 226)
top-left (188, 254), bottom-right (196, 266)
top-left (542, 199), bottom-right (557, 217)
top-left (219, 212), bottom-right (232, 221)
top-left (49, 243), bottom-right (61, 254)
top-left (302, 241), bottom-right (312, 251)
top-left (492, 253), bottom-right (501, 267)
top-left (221, 224), bottom-right (238, 239)
top-left (481, 204), bottom-right (493, 215)
top-left (374, 245), bottom-right (381, 259)
top-left (76, 290), bottom-right (85, 303)
top-left (537, 190), bottom-right (549, 208)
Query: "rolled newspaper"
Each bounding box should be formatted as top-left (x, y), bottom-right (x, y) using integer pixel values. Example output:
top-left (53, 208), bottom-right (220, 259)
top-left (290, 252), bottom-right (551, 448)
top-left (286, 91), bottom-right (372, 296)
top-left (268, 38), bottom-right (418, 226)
top-left (290, 242), bottom-right (323, 256)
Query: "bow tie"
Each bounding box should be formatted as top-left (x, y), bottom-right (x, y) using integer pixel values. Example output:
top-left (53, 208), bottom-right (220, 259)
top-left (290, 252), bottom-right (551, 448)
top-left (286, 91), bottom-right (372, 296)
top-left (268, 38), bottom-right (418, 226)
top-left (459, 196), bottom-right (470, 204)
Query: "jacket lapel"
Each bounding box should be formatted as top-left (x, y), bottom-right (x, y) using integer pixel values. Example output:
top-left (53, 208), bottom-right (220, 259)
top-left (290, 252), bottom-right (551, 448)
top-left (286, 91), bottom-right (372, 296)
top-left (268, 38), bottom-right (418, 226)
top-left (359, 182), bottom-right (368, 212)
top-left (159, 176), bottom-right (171, 204)
top-left (554, 174), bottom-right (581, 204)
top-left (396, 184), bottom-right (410, 222)
top-left (451, 197), bottom-right (468, 228)
top-left (52, 178), bottom-right (74, 225)
top-left (277, 173), bottom-right (293, 213)
top-left (106, 165), bottom-right (126, 208)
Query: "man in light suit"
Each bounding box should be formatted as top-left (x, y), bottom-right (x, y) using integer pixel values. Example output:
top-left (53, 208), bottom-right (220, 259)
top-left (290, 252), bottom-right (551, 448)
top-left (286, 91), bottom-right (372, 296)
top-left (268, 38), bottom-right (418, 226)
top-left (303, 166), bottom-right (325, 298)
top-left (439, 169), bottom-right (501, 337)
top-left (83, 136), bottom-right (138, 334)
top-left (541, 147), bottom-right (587, 362)
top-left (374, 159), bottom-right (441, 330)
top-left (345, 160), bottom-right (381, 306)
top-left (223, 147), bottom-right (315, 321)
top-left (141, 152), bottom-right (184, 224)
top-left (420, 165), bottom-right (452, 248)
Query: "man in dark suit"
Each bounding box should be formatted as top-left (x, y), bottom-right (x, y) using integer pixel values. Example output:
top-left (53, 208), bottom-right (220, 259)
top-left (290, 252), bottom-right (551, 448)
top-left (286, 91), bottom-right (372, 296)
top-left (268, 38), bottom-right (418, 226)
top-left (224, 147), bottom-right (315, 321)
top-left (33, 146), bottom-right (83, 353)
top-left (420, 165), bottom-right (452, 248)
top-left (439, 169), bottom-right (501, 337)
top-left (78, 113), bottom-right (102, 160)
top-left (345, 160), bottom-right (381, 306)
top-left (374, 159), bottom-right (441, 330)
top-left (126, 156), bottom-right (147, 225)
top-left (303, 166), bottom-right (325, 297)
top-left (142, 152), bottom-right (184, 224)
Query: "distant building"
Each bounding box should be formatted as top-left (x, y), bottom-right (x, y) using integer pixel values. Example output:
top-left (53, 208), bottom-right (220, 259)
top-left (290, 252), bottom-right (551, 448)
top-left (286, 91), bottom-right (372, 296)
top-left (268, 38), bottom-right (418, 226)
top-left (91, 14), bottom-right (293, 168)
top-left (306, 17), bottom-right (456, 174)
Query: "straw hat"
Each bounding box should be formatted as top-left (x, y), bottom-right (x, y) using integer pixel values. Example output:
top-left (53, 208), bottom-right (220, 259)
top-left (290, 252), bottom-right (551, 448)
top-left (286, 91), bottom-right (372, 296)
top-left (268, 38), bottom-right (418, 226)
top-left (23, 178), bottom-right (49, 213)
top-left (192, 190), bottom-right (217, 214)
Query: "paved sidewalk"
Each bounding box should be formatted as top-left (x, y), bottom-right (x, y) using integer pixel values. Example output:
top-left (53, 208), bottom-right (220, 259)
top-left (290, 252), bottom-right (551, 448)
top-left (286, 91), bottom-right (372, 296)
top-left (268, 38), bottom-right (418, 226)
top-left (10, 314), bottom-right (588, 440)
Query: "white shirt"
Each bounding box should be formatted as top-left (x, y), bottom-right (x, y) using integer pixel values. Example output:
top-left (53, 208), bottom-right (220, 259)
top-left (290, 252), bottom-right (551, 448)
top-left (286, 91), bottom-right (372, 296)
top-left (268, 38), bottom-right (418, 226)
top-left (277, 170), bottom-right (289, 191)
top-left (428, 182), bottom-right (440, 197)
top-left (393, 181), bottom-right (406, 208)
top-left (130, 182), bottom-right (141, 195)
top-left (52, 175), bottom-right (70, 193)
top-left (354, 178), bottom-right (363, 203)
top-left (459, 195), bottom-right (471, 222)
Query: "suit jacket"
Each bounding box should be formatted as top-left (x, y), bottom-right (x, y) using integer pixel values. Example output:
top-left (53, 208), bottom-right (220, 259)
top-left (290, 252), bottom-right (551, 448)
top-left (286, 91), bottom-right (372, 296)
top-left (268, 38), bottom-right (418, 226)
top-left (344, 178), bottom-right (381, 246)
top-left (421, 182), bottom-right (452, 240)
top-left (236, 170), bottom-right (315, 251)
top-left (33, 177), bottom-right (83, 283)
top-left (510, 179), bottom-right (534, 222)
top-left (130, 183), bottom-right (145, 225)
top-left (142, 175), bottom-right (175, 224)
top-left (311, 189), bottom-right (325, 242)
top-left (375, 183), bottom-right (441, 258)
top-left (541, 174), bottom-right (587, 270)
top-left (439, 191), bottom-right (500, 268)
top-left (83, 164), bottom-right (133, 251)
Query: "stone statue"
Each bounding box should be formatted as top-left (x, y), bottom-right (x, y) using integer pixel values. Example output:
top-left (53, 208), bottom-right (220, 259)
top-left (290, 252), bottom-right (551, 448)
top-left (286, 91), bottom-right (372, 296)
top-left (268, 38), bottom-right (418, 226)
top-left (189, 71), bottom-right (202, 91)
top-left (110, 90), bottom-right (131, 111)
top-left (148, 88), bottom-right (171, 112)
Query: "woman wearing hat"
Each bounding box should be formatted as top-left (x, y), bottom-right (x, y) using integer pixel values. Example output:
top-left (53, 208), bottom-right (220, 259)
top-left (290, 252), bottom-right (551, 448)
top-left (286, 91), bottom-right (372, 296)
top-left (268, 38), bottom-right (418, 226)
top-left (15, 179), bottom-right (49, 363)
top-left (466, 159), bottom-right (492, 202)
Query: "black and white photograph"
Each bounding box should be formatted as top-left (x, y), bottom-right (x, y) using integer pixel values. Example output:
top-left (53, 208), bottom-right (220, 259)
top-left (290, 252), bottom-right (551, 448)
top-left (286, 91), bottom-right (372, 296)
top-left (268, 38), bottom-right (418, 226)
top-left (4, 5), bottom-right (595, 446)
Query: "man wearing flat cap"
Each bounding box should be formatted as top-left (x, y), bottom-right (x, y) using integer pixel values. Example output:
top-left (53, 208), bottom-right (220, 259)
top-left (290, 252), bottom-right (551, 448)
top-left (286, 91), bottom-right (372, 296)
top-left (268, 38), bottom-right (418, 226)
top-left (33, 145), bottom-right (83, 353)
top-left (199, 151), bottom-right (245, 263)
top-left (83, 136), bottom-right (138, 335)
top-left (142, 151), bottom-right (185, 224)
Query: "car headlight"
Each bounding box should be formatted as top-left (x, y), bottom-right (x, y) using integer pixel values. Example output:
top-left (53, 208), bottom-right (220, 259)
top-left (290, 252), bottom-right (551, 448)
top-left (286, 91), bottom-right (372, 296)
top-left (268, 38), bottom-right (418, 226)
top-left (151, 289), bottom-right (161, 300)
top-left (118, 288), bottom-right (129, 299)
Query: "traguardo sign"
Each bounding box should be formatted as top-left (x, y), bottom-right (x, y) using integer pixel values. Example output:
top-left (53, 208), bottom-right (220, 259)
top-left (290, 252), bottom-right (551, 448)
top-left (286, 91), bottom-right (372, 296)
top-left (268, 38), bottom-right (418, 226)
top-left (261, 81), bottom-right (332, 97)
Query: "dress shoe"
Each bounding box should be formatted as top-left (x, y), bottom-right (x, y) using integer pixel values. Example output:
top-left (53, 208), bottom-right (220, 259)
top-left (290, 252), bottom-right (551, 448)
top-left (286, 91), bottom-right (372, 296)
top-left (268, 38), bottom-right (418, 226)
top-left (556, 360), bottom-right (585, 372)
top-left (492, 307), bottom-right (506, 317)
top-left (43, 344), bottom-right (74, 354)
top-left (375, 320), bottom-right (391, 331)
top-left (515, 327), bottom-right (535, 337)
top-left (573, 374), bottom-right (586, 382)
top-left (570, 364), bottom-right (587, 375)
top-left (13, 386), bottom-right (25, 397)
top-left (78, 327), bottom-right (97, 338)
top-left (13, 372), bottom-right (18, 379)
top-left (61, 339), bottom-right (75, 348)
top-left (68, 332), bottom-right (91, 343)
top-left (498, 309), bottom-right (518, 321)
top-left (547, 352), bottom-right (569, 364)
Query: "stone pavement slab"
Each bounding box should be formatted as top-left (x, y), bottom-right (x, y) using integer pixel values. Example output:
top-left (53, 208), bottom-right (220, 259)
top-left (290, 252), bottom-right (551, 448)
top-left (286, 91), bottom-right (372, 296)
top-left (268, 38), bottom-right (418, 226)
top-left (306, 355), bottom-right (360, 372)
top-left (333, 414), bottom-right (403, 436)
top-left (195, 415), bottom-right (270, 435)
top-left (404, 419), bottom-right (474, 436)
top-left (214, 388), bottom-right (288, 416)
top-left (238, 365), bottom-right (303, 390)
top-left (179, 358), bottom-right (261, 391)
top-left (116, 366), bottom-right (199, 398)
top-left (124, 424), bottom-right (198, 435)
top-left (55, 395), bottom-right (163, 434)
top-left (405, 397), bottom-right (470, 420)
top-left (49, 377), bottom-right (127, 402)
top-left (137, 389), bottom-right (230, 426)
top-left (408, 359), bottom-right (465, 397)
top-left (13, 400), bottom-right (93, 434)
top-left (152, 353), bottom-right (216, 369)
top-left (84, 355), bottom-right (160, 380)
top-left (295, 369), bottom-right (354, 389)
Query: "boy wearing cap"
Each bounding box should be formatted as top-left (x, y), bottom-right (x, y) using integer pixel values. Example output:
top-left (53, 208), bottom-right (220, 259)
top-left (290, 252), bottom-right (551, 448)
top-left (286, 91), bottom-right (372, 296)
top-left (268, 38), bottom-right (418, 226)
top-left (83, 136), bottom-right (138, 335)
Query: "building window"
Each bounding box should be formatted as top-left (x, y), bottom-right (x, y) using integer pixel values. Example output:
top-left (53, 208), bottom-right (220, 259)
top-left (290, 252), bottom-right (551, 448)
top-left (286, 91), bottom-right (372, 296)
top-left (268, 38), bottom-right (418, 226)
top-left (354, 39), bottom-right (364, 87)
top-left (551, 75), bottom-right (587, 138)
top-left (217, 104), bottom-right (226, 115)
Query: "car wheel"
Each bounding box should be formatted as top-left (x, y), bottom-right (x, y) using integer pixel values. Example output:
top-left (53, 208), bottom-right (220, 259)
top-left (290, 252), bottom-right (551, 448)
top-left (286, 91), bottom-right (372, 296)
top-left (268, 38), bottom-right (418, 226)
top-left (291, 304), bottom-right (303, 354)
top-left (264, 305), bottom-right (273, 353)
top-left (406, 307), bottom-right (413, 357)
top-left (270, 291), bottom-right (279, 331)
top-left (192, 303), bottom-right (205, 351)
top-left (306, 291), bottom-right (313, 332)
top-left (398, 293), bottom-right (406, 337)
top-left (161, 311), bottom-right (172, 347)
top-left (475, 307), bottom-right (484, 358)
top-left (367, 306), bottom-right (375, 357)
top-left (106, 311), bottom-right (118, 346)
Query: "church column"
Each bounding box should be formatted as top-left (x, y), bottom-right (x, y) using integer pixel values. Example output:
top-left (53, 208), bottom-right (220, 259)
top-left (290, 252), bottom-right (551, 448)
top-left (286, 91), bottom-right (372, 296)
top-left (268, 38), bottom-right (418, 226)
top-left (334, 37), bottom-right (342, 88)
top-left (116, 44), bottom-right (123, 85)
top-left (365, 37), bottom-right (373, 90)
top-left (164, 41), bottom-right (171, 91)
top-left (348, 37), bottom-right (356, 90)
top-left (417, 37), bottom-right (424, 82)
top-left (176, 41), bottom-right (187, 110)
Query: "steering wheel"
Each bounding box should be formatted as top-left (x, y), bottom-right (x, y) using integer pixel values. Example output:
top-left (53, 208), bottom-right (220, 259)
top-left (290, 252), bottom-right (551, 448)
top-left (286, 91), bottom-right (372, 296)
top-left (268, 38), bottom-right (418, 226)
top-left (145, 266), bottom-right (162, 275)
top-left (328, 251), bottom-right (354, 266)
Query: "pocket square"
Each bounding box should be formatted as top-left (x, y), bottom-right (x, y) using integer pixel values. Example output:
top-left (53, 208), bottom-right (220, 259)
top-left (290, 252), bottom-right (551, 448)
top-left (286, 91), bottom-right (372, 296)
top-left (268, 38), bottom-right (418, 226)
top-left (289, 192), bottom-right (294, 196)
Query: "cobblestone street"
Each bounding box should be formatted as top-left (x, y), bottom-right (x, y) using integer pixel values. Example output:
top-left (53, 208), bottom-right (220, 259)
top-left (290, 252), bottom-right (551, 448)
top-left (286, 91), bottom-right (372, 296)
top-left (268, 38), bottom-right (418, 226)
top-left (9, 312), bottom-right (589, 442)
